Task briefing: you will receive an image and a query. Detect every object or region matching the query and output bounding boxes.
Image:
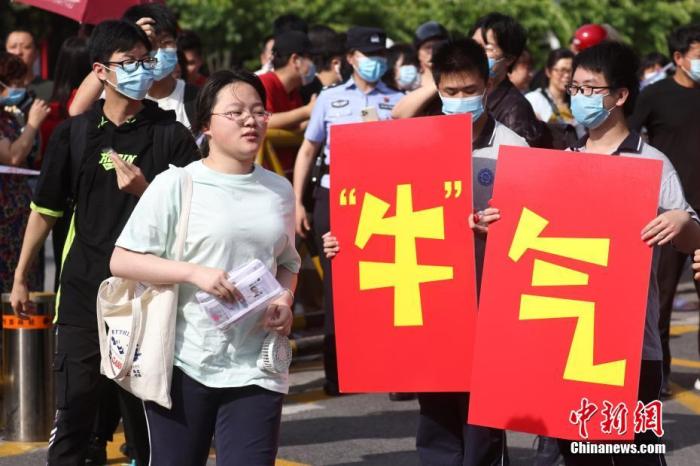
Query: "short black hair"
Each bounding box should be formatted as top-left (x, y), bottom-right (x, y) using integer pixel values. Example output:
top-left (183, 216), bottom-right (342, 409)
top-left (383, 43), bottom-right (419, 90)
top-left (273, 13), bottom-right (308, 35)
top-left (0, 51), bottom-right (27, 84)
top-left (546, 48), bottom-right (574, 70)
top-left (123, 3), bottom-right (178, 40)
top-left (431, 38), bottom-right (489, 87)
top-left (5, 29), bottom-right (37, 47)
top-left (573, 41), bottom-right (640, 116)
top-left (195, 69), bottom-right (267, 135)
top-left (177, 30), bottom-right (203, 55)
top-left (89, 20), bottom-right (152, 64)
top-left (470, 12), bottom-right (527, 72)
top-left (639, 52), bottom-right (670, 78)
top-left (51, 36), bottom-right (91, 117)
top-left (271, 51), bottom-right (294, 70)
top-left (667, 23), bottom-right (700, 57)
top-left (309, 25), bottom-right (344, 71)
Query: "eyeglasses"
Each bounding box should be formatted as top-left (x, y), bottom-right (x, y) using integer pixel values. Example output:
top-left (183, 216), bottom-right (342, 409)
top-left (565, 83), bottom-right (612, 97)
top-left (551, 67), bottom-right (573, 75)
top-left (105, 57), bottom-right (158, 72)
top-left (211, 109), bottom-right (271, 126)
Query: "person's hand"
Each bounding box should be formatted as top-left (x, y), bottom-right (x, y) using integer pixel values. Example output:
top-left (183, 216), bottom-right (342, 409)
top-left (322, 231), bottom-right (340, 259)
top-left (693, 249), bottom-right (700, 280)
top-left (469, 207), bottom-right (501, 235)
top-left (136, 17), bottom-right (157, 48)
top-left (9, 279), bottom-right (31, 318)
top-left (187, 265), bottom-right (245, 303)
top-left (641, 209), bottom-right (690, 247)
top-left (27, 99), bottom-right (51, 128)
top-left (295, 203), bottom-right (311, 237)
top-left (263, 301), bottom-right (293, 336)
top-left (109, 151), bottom-right (149, 197)
top-left (305, 94), bottom-right (318, 118)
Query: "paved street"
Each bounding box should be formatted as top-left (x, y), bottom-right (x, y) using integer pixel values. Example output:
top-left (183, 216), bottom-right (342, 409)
top-left (0, 245), bottom-right (699, 465)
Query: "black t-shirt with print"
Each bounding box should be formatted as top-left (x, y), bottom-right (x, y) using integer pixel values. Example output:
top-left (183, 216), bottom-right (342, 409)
top-left (33, 99), bottom-right (200, 328)
top-left (629, 77), bottom-right (700, 211)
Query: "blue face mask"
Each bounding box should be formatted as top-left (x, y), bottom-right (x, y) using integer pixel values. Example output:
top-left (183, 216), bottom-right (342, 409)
top-left (487, 57), bottom-right (502, 78)
top-left (302, 60), bottom-right (317, 86)
top-left (683, 58), bottom-right (700, 83)
top-left (570, 93), bottom-right (612, 129)
top-left (397, 65), bottom-right (419, 90)
top-left (151, 48), bottom-right (178, 81)
top-left (356, 56), bottom-right (388, 83)
top-left (440, 93), bottom-right (485, 121)
top-left (104, 64), bottom-right (155, 100)
top-left (640, 70), bottom-right (665, 90)
top-left (0, 86), bottom-right (27, 106)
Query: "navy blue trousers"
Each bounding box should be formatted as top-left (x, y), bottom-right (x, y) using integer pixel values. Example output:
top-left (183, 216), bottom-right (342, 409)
top-left (145, 368), bottom-right (284, 466)
top-left (417, 392), bottom-right (509, 466)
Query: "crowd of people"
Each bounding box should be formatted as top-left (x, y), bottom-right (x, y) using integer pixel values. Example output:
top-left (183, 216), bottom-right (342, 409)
top-left (2, 3), bottom-right (700, 465)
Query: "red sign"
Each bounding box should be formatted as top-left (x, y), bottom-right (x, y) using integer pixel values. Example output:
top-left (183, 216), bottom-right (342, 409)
top-left (15, 0), bottom-right (160, 25)
top-left (330, 114), bottom-right (477, 392)
top-left (468, 146), bottom-right (662, 440)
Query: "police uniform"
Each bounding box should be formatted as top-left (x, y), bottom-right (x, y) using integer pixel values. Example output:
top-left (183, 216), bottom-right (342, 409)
top-left (416, 114), bottom-right (528, 466)
top-left (302, 26), bottom-right (404, 393)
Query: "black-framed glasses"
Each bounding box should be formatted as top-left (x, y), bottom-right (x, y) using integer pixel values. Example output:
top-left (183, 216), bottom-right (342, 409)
top-left (211, 109), bottom-right (271, 126)
top-left (105, 57), bottom-right (158, 72)
top-left (565, 83), bottom-right (612, 97)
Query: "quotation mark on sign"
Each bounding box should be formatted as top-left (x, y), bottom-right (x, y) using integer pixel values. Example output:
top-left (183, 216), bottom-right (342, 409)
top-left (340, 188), bottom-right (357, 206)
top-left (444, 181), bottom-right (463, 199)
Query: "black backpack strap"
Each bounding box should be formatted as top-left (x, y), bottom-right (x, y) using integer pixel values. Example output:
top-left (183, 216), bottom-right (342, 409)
top-left (183, 83), bottom-right (199, 131)
top-left (153, 120), bottom-right (179, 171)
top-left (68, 114), bottom-right (90, 199)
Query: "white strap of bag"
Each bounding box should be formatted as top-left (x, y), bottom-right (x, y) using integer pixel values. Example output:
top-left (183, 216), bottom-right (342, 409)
top-left (104, 296), bottom-right (144, 380)
top-left (100, 167), bottom-right (193, 380)
top-left (173, 166), bottom-right (193, 261)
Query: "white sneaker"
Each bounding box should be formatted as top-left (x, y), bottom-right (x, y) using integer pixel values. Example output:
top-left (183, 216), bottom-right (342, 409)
top-left (694, 378), bottom-right (700, 391)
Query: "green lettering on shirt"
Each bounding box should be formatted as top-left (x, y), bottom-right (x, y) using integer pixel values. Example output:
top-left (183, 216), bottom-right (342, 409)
top-left (99, 152), bottom-right (138, 171)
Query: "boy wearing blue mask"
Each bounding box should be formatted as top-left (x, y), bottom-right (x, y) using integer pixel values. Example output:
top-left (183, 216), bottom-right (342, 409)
top-left (9, 20), bottom-right (199, 465)
top-left (559, 40), bottom-right (700, 466)
top-left (259, 30), bottom-right (318, 177)
top-left (393, 13), bottom-right (548, 149)
top-left (69, 4), bottom-right (200, 132)
top-left (321, 38), bottom-right (528, 465)
top-left (260, 32), bottom-right (317, 130)
top-left (630, 24), bottom-right (700, 397)
top-left (293, 26), bottom-right (403, 397)
top-left (421, 37), bottom-right (526, 466)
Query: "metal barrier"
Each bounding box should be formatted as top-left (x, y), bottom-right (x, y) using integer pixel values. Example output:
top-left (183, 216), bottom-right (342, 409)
top-left (1, 292), bottom-right (55, 441)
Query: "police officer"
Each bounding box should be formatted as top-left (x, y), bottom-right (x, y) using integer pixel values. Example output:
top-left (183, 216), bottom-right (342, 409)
top-left (293, 26), bottom-right (403, 396)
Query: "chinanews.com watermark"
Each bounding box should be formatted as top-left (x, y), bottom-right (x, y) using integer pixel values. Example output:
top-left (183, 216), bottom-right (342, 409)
top-left (568, 397), bottom-right (666, 455)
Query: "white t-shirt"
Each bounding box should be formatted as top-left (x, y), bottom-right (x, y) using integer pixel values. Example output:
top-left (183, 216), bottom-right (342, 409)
top-left (147, 79), bottom-right (190, 129)
top-left (116, 161), bottom-right (301, 393)
top-left (525, 88), bottom-right (555, 122)
top-left (99, 78), bottom-right (191, 129)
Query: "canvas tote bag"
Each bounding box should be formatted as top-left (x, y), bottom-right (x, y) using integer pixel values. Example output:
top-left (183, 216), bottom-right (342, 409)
top-left (96, 166), bottom-right (192, 409)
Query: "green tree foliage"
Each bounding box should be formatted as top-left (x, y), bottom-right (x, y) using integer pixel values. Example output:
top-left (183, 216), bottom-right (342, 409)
top-left (5, 0), bottom-right (700, 70)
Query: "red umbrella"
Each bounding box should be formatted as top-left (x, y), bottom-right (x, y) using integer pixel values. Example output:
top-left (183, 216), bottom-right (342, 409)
top-left (13, 0), bottom-right (162, 25)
